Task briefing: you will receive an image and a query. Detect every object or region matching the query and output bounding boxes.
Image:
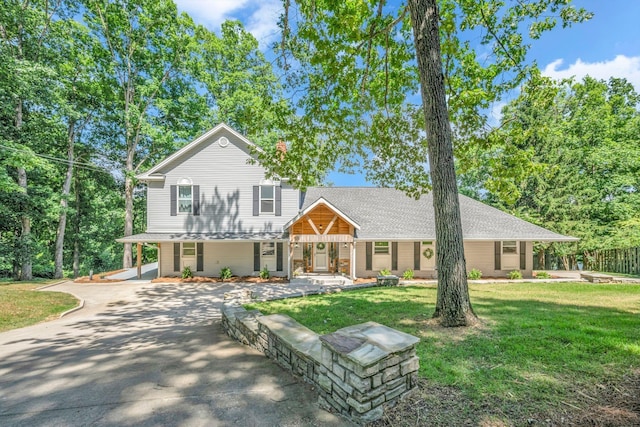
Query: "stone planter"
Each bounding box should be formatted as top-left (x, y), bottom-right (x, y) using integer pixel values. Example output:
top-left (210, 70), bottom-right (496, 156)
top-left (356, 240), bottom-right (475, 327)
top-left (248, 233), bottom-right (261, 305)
top-left (377, 275), bottom-right (399, 286)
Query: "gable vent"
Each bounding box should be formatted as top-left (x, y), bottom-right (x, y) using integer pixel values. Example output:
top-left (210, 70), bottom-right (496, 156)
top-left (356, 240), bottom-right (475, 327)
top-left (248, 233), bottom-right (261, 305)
top-left (218, 136), bottom-right (229, 147)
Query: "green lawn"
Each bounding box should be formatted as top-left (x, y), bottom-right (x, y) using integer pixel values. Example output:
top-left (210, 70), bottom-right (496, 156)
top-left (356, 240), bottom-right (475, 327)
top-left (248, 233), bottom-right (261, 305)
top-left (247, 283), bottom-right (640, 424)
top-left (0, 280), bottom-right (79, 332)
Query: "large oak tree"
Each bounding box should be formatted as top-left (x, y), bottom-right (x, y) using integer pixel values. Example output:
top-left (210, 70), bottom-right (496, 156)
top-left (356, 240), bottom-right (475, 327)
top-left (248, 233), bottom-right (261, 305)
top-left (274, 0), bottom-right (590, 326)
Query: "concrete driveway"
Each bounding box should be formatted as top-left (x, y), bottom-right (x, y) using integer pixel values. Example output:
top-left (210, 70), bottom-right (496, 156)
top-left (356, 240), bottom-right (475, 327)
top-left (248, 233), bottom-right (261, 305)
top-left (0, 281), bottom-right (348, 426)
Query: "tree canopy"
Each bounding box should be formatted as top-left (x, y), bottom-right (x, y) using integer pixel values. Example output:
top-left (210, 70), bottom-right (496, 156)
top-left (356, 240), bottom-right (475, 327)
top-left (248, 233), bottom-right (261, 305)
top-left (460, 74), bottom-right (640, 256)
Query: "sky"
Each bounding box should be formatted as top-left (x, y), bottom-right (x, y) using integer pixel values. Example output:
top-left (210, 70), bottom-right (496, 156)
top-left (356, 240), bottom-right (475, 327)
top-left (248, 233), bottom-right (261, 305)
top-left (174, 0), bottom-right (640, 187)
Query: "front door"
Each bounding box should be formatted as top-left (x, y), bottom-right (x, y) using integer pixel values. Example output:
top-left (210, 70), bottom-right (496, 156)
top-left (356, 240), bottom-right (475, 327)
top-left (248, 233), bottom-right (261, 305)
top-left (314, 243), bottom-right (328, 271)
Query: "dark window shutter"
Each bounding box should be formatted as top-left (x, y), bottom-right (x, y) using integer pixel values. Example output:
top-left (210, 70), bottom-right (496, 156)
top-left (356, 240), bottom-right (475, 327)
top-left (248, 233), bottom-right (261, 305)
top-left (275, 186), bottom-right (282, 216)
top-left (197, 242), bottom-right (203, 271)
top-left (366, 242), bottom-right (372, 271)
top-left (392, 242), bottom-right (398, 271)
top-left (276, 242), bottom-right (283, 271)
top-left (520, 241), bottom-right (526, 270)
top-left (173, 242), bottom-right (180, 271)
top-left (170, 185), bottom-right (177, 216)
top-left (495, 241), bottom-right (501, 270)
top-left (414, 242), bottom-right (420, 270)
top-left (193, 185), bottom-right (200, 216)
top-left (254, 242), bottom-right (260, 271)
top-left (253, 186), bottom-right (259, 216)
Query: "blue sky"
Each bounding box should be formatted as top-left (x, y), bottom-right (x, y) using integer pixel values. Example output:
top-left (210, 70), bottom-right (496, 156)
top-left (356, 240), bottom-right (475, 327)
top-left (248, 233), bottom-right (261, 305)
top-left (175, 0), bottom-right (640, 187)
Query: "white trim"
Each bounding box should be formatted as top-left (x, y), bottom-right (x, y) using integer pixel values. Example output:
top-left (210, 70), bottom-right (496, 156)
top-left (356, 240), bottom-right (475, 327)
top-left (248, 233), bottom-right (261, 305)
top-left (284, 197), bottom-right (361, 230)
top-left (136, 123), bottom-right (264, 181)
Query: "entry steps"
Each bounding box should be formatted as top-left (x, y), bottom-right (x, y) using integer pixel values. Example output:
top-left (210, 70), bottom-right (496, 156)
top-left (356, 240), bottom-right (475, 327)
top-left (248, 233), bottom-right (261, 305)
top-left (290, 274), bottom-right (353, 287)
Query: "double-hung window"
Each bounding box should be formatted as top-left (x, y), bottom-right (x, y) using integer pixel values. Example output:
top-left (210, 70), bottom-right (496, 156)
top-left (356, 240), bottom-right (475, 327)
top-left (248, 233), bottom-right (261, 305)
top-left (178, 185), bottom-right (192, 214)
top-left (374, 241), bottom-right (389, 254)
top-left (260, 185), bottom-right (274, 214)
top-left (502, 241), bottom-right (517, 254)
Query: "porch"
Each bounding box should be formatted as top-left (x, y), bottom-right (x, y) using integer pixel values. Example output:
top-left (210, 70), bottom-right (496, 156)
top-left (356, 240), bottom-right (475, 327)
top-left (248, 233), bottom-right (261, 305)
top-left (285, 198), bottom-right (360, 279)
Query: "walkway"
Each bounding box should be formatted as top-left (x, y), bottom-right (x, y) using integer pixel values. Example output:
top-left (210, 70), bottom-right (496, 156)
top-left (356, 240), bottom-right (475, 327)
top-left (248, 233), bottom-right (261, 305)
top-left (0, 280), bottom-right (349, 427)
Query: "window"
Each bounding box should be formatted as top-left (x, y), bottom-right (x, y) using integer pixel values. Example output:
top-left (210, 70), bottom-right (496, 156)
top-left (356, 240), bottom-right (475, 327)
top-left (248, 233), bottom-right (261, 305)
top-left (502, 241), bottom-right (517, 254)
top-left (374, 242), bottom-right (389, 254)
top-left (178, 185), bottom-right (192, 214)
top-left (260, 185), bottom-right (274, 213)
top-left (262, 242), bottom-right (275, 257)
top-left (182, 242), bottom-right (196, 257)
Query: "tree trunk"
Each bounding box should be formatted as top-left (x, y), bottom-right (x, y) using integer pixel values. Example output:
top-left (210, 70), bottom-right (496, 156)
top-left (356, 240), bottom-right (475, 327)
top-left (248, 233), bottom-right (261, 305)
top-left (122, 171), bottom-right (134, 269)
top-left (408, 0), bottom-right (477, 326)
top-left (73, 171), bottom-right (80, 278)
top-left (15, 99), bottom-right (33, 281)
top-left (54, 121), bottom-right (75, 279)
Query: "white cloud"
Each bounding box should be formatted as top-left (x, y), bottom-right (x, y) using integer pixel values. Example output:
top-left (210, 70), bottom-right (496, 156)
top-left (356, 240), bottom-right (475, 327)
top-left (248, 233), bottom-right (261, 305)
top-left (175, 0), bottom-right (282, 49)
top-left (542, 55), bottom-right (640, 90)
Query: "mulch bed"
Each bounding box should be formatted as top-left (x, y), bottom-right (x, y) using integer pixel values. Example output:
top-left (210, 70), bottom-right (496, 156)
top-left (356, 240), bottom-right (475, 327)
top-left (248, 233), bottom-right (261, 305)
top-left (150, 276), bottom-right (290, 284)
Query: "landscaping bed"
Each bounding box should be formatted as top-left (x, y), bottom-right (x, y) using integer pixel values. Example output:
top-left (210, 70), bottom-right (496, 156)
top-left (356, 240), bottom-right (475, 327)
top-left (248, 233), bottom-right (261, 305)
top-left (247, 283), bottom-right (640, 426)
top-left (151, 275), bottom-right (289, 284)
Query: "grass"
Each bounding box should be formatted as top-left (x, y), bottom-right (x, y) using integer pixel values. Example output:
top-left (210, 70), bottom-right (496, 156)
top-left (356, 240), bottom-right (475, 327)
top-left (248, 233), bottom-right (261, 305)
top-left (0, 279), bottom-right (79, 332)
top-left (247, 282), bottom-right (640, 425)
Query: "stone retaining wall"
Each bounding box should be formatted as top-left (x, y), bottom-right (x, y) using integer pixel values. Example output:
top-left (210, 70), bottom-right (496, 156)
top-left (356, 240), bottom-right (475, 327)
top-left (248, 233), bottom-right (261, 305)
top-left (221, 298), bottom-right (420, 424)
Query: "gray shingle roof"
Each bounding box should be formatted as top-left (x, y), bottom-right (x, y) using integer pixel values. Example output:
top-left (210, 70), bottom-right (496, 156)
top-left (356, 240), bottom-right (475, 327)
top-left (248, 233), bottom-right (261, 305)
top-left (301, 187), bottom-right (577, 241)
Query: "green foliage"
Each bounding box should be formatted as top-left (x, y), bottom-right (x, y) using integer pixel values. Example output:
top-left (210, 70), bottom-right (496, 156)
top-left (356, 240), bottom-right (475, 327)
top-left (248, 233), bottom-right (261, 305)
top-left (0, 1), bottom-right (287, 278)
top-left (508, 270), bottom-right (523, 280)
top-left (468, 268), bottom-right (483, 280)
top-left (460, 75), bottom-right (640, 253)
top-left (220, 266), bottom-right (232, 281)
top-left (181, 266), bottom-right (193, 279)
top-left (259, 265), bottom-right (270, 280)
top-left (271, 0), bottom-right (591, 194)
top-left (379, 268), bottom-right (392, 276)
top-left (402, 268), bottom-right (414, 280)
top-left (535, 271), bottom-right (552, 279)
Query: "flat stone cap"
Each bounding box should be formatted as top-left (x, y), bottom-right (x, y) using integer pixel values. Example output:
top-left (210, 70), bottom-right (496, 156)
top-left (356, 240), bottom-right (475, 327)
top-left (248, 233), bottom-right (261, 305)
top-left (321, 322), bottom-right (419, 367)
top-left (258, 314), bottom-right (322, 362)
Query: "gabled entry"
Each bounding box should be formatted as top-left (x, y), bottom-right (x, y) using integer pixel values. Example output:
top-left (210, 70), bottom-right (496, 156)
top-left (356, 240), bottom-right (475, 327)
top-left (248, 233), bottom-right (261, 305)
top-left (285, 198), bottom-right (360, 277)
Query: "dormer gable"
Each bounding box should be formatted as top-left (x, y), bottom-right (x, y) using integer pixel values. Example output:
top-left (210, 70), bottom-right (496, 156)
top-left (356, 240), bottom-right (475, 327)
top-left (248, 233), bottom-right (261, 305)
top-left (136, 123), bottom-right (263, 182)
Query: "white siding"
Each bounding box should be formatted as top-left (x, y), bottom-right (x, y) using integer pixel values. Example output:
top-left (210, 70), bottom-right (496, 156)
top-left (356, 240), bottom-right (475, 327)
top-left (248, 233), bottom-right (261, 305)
top-left (146, 128), bottom-right (299, 234)
top-left (465, 240), bottom-right (533, 278)
top-left (355, 240), bottom-right (534, 279)
top-left (159, 241), bottom-right (287, 277)
top-left (396, 242), bottom-right (414, 274)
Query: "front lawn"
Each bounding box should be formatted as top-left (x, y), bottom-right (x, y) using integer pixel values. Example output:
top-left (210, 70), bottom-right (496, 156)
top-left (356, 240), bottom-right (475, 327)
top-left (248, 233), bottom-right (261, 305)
top-left (247, 283), bottom-right (640, 426)
top-left (0, 280), bottom-right (79, 332)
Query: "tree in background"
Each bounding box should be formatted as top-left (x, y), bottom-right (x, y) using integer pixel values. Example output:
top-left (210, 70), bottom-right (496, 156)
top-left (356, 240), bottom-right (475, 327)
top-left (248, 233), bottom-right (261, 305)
top-left (272, 0), bottom-right (590, 326)
top-left (460, 74), bottom-right (640, 266)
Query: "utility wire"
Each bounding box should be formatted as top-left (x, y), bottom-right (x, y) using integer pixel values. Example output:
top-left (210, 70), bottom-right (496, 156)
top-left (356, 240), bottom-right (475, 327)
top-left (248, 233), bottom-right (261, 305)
top-left (0, 143), bottom-right (113, 174)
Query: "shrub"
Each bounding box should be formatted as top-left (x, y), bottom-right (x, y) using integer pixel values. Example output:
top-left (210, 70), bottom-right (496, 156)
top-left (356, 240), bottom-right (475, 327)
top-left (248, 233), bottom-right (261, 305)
top-left (379, 268), bottom-right (392, 276)
top-left (402, 268), bottom-right (414, 280)
top-left (508, 270), bottom-right (523, 280)
top-left (468, 268), bottom-right (483, 280)
top-left (259, 265), bottom-right (270, 279)
top-left (220, 266), bottom-right (232, 281)
top-left (181, 266), bottom-right (193, 279)
top-left (535, 271), bottom-right (552, 279)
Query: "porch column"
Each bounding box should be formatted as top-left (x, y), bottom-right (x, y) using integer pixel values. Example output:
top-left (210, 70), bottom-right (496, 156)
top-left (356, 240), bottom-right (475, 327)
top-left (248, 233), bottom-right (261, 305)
top-left (288, 241), bottom-right (293, 279)
top-left (136, 242), bottom-right (142, 279)
top-left (351, 241), bottom-right (356, 279)
top-left (157, 243), bottom-right (162, 278)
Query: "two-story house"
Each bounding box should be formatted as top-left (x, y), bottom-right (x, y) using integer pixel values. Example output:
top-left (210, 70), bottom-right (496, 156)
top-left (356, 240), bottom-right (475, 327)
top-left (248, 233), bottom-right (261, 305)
top-left (118, 123), bottom-right (577, 279)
